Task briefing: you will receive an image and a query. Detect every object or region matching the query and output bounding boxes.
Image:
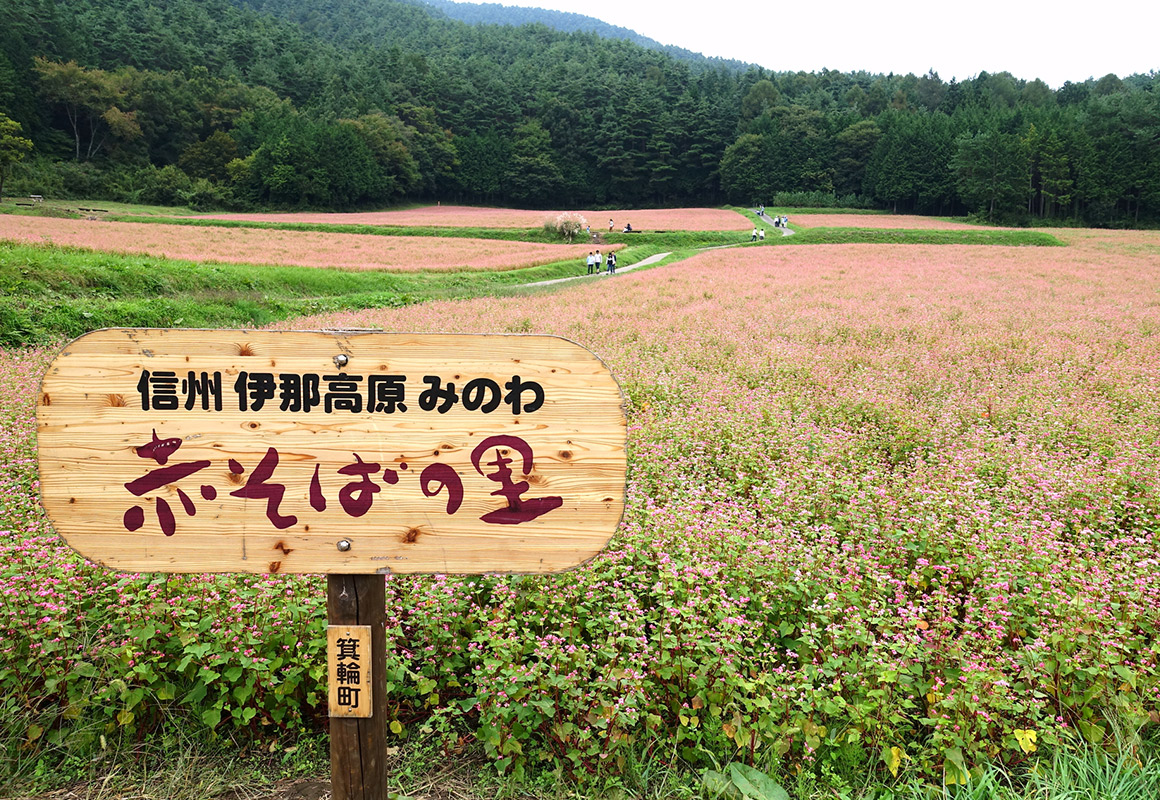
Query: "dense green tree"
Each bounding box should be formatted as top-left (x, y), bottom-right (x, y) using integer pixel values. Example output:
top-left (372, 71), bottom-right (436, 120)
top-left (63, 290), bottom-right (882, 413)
top-left (719, 133), bottom-right (769, 204)
top-left (178, 130), bottom-right (239, 183)
top-left (33, 59), bottom-right (141, 160)
top-left (1037, 130), bottom-right (1073, 218)
top-left (503, 120), bottom-right (563, 207)
top-left (740, 79), bottom-right (779, 127)
top-left (1094, 73), bottom-right (1126, 96)
top-left (833, 119), bottom-right (882, 196)
top-left (1020, 79), bottom-right (1055, 109)
top-left (916, 70), bottom-right (946, 111)
top-left (952, 130), bottom-right (1029, 220)
top-left (345, 112), bottom-right (421, 200)
top-left (395, 103), bottom-right (457, 198)
top-left (454, 129), bottom-right (510, 202)
top-left (0, 113), bottom-right (34, 201)
top-left (596, 88), bottom-right (661, 204)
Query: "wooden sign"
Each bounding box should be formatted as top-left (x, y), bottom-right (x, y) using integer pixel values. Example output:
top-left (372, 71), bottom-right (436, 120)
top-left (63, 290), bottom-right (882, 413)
top-left (37, 329), bottom-right (626, 574)
top-left (328, 625), bottom-right (372, 718)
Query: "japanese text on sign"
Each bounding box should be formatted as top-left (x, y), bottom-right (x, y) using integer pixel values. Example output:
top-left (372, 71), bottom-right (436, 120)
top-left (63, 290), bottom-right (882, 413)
top-left (328, 626), bottom-right (372, 718)
top-left (124, 431), bottom-right (563, 536)
top-left (137, 371), bottom-right (546, 415)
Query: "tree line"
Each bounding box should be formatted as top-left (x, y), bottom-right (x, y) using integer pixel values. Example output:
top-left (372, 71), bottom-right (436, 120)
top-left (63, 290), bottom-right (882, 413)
top-left (1, 0), bottom-right (1157, 225)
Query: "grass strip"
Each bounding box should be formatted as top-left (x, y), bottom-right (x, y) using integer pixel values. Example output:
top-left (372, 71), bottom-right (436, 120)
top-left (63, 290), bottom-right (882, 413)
top-left (0, 240), bottom-right (615, 345)
top-left (105, 213), bottom-right (750, 247)
top-left (779, 227), bottom-right (1064, 246)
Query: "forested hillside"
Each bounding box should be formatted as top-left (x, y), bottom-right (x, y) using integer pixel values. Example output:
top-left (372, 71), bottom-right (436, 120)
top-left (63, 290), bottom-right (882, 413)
top-left (415, 0), bottom-right (748, 69)
top-left (417, 0), bottom-right (668, 51)
top-left (1, 0), bottom-right (1158, 224)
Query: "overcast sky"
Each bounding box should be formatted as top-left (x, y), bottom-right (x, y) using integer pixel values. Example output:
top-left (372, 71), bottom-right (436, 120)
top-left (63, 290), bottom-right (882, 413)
top-left (487, 0), bottom-right (1158, 89)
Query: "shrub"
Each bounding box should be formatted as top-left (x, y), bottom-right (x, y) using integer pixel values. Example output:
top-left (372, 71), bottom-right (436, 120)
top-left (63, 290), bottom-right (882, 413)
top-left (546, 211), bottom-right (587, 243)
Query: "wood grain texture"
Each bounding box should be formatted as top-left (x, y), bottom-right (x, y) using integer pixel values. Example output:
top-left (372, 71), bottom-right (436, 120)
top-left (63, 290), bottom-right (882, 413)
top-left (328, 576), bottom-right (388, 800)
top-left (328, 625), bottom-right (373, 719)
top-left (38, 329), bottom-right (627, 574)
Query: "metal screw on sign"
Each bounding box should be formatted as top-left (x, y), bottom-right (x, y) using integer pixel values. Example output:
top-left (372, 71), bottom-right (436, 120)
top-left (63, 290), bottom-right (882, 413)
top-left (336, 539), bottom-right (352, 552)
top-left (334, 354), bottom-right (349, 368)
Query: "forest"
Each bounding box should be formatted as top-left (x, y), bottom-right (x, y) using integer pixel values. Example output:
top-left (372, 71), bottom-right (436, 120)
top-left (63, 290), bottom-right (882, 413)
top-left (2, 0), bottom-right (1158, 225)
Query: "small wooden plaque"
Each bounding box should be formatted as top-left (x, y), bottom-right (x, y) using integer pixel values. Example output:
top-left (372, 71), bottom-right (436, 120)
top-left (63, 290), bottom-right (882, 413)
top-left (328, 625), bottom-right (372, 719)
top-left (36, 329), bottom-right (627, 574)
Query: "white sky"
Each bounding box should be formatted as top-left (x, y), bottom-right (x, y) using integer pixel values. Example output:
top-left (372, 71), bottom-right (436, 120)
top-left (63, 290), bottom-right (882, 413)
top-left (487, 0), bottom-right (1159, 89)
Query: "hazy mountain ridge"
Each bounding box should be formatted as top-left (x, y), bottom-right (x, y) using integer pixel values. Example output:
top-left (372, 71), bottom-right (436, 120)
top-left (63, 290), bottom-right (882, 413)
top-left (412, 0), bottom-right (751, 71)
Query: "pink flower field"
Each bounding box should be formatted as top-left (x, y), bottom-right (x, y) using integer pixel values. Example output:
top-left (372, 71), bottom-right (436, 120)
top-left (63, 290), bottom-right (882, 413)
top-left (791, 213), bottom-right (986, 230)
top-left (3, 227), bottom-right (1159, 780)
top-left (0, 214), bottom-right (607, 271)
top-left (193, 205), bottom-right (753, 231)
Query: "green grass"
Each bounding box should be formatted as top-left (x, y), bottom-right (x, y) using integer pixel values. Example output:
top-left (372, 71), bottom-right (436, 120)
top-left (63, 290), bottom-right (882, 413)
top-left (6, 729), bottom-right (1158, 799)
top-left (106, 212), bottom-right (756, 248)
top-left (0, 240), bottom-right (603, 345)
top-left (0, 198), bottom-right (191, 218)
top-left (770, 207), bottom-right (890, 215)
top-left (781, 227), bottom-right (1063, 247)
top-left (109, 213), bottom-right (573, 242)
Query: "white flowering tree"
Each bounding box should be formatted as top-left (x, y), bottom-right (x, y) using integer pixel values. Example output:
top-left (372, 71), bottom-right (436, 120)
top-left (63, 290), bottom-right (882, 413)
top-left (550, 211), bottom-right (587, 243)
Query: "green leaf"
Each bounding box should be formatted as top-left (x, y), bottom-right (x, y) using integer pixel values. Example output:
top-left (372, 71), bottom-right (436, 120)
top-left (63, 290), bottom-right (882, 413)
top-left (182, 681), bottom-right (208, 705)
top-left (201, 707), bottom-right (222, 729)
top-left (728, 763), bottom-right (789, 800)
top-left (1077, 719), bottom-right (1106, 744)
top-left (1113, 665), bottom-right (1137, 690)
top-left (73, 661), bottom-right (99, 678)
top-left (943, 747), bottom-right (969, 784)
top-left (124, 688), bottom-right (145, 709)
top-left (702, 769), bottom-right (741, 799)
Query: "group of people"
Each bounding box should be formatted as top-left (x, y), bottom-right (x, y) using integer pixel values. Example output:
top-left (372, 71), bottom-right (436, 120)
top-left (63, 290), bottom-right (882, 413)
top-left (608, 218), bottom-right (633, 233)
top-left (586, 249), bottom-right (617, 275)
top-left (750, 226), bottom-right (766, 242)
top-left (757, 205), bottom-right (789, 228)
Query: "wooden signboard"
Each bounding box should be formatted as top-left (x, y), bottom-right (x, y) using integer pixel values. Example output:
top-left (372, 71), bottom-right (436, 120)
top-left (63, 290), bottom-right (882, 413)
top-left (328, 625), bottom-right (373, 719)
top-left (37, 329), bottom-right (626, 575)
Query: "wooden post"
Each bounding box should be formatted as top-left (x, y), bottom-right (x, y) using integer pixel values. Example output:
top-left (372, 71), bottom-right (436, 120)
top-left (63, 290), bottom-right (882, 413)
top-left (328, 574), bottom-right (388, 800)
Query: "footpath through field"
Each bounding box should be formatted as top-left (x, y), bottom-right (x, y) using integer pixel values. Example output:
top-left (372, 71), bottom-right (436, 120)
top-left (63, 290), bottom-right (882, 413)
top-left (758, 209), bottom-right (796, 236)
top-left (523, 250), bottom-right (673, 287)
top-left (524, 208), bottom-right (789, 287)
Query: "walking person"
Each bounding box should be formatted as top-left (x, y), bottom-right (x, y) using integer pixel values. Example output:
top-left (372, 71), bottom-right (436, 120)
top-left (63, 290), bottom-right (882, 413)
top-left (594, 250), bottom-right (603, 273)
top-left (586, 252), bottom-right (595, 274)
top-left (751, 227), bottom-right (759, 242)
top-left (607, 251), bottom-right (616, 274)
